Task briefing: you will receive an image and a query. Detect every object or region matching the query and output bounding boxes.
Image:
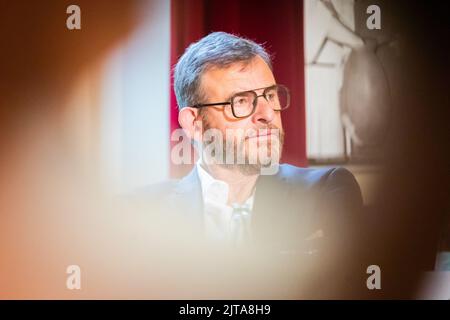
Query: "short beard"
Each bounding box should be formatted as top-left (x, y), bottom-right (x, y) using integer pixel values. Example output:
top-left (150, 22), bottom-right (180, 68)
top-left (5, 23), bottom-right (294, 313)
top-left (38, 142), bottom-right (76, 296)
top-left (200, 111), bottom-right (284, 176)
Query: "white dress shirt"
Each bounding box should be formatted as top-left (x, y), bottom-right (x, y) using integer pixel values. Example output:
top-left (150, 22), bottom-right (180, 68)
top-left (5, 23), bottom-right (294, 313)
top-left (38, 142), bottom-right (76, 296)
top-left (196, 162), bottom-right (255, 244)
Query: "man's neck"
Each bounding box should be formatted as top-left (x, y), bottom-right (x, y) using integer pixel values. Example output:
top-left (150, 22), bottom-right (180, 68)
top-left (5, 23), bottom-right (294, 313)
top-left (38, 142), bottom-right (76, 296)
top-left (200, 161), bottom-right (259, 205)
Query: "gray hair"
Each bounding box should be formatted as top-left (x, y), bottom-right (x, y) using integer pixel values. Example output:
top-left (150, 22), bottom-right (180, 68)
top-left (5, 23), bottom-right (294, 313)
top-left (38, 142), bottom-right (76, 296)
top-left (173, 31), bottom-right (272, 110)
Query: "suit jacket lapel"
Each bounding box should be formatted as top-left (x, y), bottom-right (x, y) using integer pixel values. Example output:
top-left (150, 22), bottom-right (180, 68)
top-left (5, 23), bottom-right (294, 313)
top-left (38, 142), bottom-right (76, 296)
top-left (171, 166), bottom-right (204, 229)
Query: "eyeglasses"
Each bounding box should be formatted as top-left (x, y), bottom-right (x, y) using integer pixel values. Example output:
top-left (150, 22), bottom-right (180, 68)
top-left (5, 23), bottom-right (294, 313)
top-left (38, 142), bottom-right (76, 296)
top-left (191, 84), bottom-right (290, 118)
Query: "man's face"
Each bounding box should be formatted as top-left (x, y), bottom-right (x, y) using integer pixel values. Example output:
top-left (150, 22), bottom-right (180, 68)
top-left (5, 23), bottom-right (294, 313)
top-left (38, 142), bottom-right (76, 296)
top-left (197, 55), bottom-right (284, 174)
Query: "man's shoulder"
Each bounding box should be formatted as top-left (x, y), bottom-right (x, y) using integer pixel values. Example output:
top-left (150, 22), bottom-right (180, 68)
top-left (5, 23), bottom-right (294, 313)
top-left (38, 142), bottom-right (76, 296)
top-left (133, 179), bottom-right (179, 198)
top-left (130, 166), bottom-right (199, 199)
top-left (277, 163), bottom-right (357, 188)
top-left (278, 164), bottom-right (363, 213)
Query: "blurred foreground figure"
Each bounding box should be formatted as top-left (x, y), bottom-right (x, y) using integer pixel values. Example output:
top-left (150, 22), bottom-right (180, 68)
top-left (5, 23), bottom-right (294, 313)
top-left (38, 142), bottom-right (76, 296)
top-left (0, 1), bottom-right (447, 299)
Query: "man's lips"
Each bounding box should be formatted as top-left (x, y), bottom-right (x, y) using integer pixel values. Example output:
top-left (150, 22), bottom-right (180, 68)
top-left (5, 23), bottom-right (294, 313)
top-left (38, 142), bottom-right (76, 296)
top-left (245, 128), bottom-right (278, 140)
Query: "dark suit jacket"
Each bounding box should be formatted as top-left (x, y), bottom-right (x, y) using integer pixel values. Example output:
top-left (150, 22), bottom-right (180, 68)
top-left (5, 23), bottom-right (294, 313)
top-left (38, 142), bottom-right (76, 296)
top-left (137, 163), bottom-right (363, 255)
top-left (126, 163), bottom-right (369, 298)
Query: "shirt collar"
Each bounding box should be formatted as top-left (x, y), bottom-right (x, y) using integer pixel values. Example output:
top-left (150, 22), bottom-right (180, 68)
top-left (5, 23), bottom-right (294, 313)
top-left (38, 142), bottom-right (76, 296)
top-left (196, 161), bottom-right (229, 206)
top-left (196, 161), bottom-right (255, 209)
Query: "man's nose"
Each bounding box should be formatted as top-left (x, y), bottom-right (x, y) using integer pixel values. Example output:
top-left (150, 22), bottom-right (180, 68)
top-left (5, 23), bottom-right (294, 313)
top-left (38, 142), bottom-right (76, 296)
top-left (252, 95), bottom-right (276, 123)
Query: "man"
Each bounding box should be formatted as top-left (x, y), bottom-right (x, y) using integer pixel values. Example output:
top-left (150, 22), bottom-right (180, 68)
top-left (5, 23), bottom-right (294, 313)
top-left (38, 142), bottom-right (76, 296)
top-left (140, 31), bottom-right (363, 257)
top-left (129, 31), bottom-right (368, 298)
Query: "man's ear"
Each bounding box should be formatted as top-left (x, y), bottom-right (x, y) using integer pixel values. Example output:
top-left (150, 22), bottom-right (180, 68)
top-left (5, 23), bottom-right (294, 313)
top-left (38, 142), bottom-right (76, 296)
top-left (178, 107), bottom-right (202, 141)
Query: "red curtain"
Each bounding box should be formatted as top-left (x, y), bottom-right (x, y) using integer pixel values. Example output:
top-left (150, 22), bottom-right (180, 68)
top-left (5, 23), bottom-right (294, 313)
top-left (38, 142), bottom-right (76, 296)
top-left (170, 0), bottom-right (307, 177)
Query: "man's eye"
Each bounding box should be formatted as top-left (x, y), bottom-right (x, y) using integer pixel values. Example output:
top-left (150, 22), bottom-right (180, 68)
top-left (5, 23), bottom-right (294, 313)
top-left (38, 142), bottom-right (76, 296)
top-left (266, 91), bottom-right (277, 100)
top-left (234, 96), bottom-right (249, 105)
